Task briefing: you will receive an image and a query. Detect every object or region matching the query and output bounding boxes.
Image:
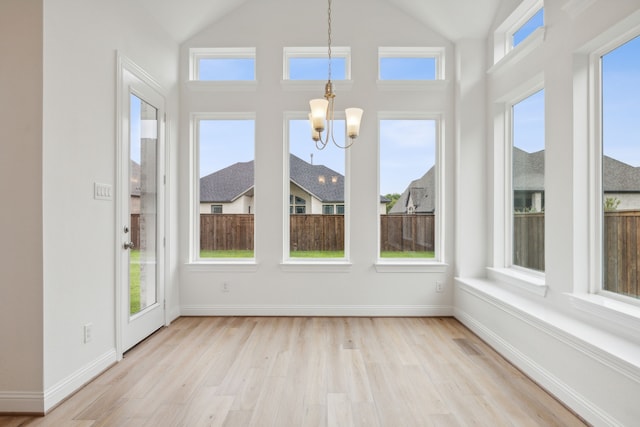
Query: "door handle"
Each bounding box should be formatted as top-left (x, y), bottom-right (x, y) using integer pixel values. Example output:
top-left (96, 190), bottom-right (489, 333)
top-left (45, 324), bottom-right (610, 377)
top-left (124, 241), bottom-right (135, 250)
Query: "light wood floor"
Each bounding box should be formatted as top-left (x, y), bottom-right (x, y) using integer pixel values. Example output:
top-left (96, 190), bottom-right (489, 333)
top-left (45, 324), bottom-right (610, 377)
top-left (1, 317), bottom-right (587, 427)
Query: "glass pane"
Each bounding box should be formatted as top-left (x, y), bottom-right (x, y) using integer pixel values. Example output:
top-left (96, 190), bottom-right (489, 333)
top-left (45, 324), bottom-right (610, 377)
top-left (289, 57), bottom-right (346, 80)
top-left (289, 119), bottom-right (345, 258)
top-left (199, 120), bottom-right (255, 258)
top-left (513, 8), bottom-right (544, 47)
top-left (130, 94), bottom-right (157, 316)
top-left (512, 89), bottom-right (545, 271)
top-left (198, 58), bottom-right (255, 80)
top-left (379, 57), bottom-right (436, 80)
top-left (380, 120), bottom-right (436, 259)
top-left (602, 35), bottom-right (640, 299)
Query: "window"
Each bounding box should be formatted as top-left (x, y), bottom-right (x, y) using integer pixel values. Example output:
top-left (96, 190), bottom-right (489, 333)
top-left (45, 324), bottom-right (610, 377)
top-left (512, 8), bottom-right (544, 48)
top-left (379, 119), bottom-right (437, 259)
top-left (195, 116), bottom-right (255, 259)
top-left (378, 47), bottom-right (444, 80)
top-left (288, 118), bottom-right (346, 258)
top-left (511, 89), bottom-right (545, 271)
top-left (600, 34), bottom-right (640, 300)
top-left (189, 48), bottom-right (256, 81)
top-left (283, 47), bottom-right (350, 80)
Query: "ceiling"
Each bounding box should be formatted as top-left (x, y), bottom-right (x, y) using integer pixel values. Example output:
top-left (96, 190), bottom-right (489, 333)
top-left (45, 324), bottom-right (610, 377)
top-left (135, 0), bottom-right (505, 44)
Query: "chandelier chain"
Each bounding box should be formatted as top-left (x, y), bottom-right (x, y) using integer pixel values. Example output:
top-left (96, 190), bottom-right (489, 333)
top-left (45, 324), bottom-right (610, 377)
top-left (327, 0), bottom-right (332, 81)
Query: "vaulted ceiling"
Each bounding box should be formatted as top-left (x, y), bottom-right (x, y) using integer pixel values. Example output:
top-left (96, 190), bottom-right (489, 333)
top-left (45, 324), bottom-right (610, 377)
top-left (135, 0), bottom-right (504, 44)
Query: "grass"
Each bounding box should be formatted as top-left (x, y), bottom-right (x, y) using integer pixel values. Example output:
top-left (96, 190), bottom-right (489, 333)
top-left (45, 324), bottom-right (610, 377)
top-left (129, 249), bottom-right (140, 315)
top-left (199, 249), bottom-right (434, 258)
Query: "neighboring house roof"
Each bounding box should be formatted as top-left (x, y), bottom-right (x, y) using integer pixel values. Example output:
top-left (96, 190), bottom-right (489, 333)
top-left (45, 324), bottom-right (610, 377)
top-left (389, 166), bottom-right (435, 214)
top-left (603, 156), bottom-right (640, 192)
top-left (200, 160), bottom-right (254, 203)
top-left (200, 154), bottom-right (385, 203)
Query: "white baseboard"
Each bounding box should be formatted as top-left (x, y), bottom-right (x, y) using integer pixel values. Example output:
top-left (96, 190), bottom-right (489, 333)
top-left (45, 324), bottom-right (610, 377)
top-left (43, 348), bottom-right (117, 413)
top-left (0, 391), bottom-right (44, 414)
top-left (455, 279), bottom-right (630, 427)
top-left (181, 304), bottom-right (454, 317)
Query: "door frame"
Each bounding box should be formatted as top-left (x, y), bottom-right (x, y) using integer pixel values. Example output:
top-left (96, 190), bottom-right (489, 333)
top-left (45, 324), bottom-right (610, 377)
top-left (115, 53), bottom-right (167, 359)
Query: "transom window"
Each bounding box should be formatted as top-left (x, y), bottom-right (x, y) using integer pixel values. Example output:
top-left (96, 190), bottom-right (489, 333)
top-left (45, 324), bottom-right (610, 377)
top-left (283, 47), bottom-right (350, 80)
top-left (512, 8), bottom-right (544, 48)
top-left (378, 47), bottom-right (444, 80)
top-left (189, 48), bottom-right (256, 81)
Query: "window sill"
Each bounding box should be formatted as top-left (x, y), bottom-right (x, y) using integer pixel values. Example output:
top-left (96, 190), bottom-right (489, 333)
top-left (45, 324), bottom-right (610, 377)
top-left (486, 267), bottom-right (547, 297)
top-left (185, 80), bottom-right (258, 92)
top-left (184, 260), bottom-right (259, 273)
top-left (489, 26), bottom-right (545, 74)
top-left (568, 293), bottom-right (640, 341)
top-left (375, 260), bottom-right (448, 273)
top-left (280, 259), bottom-right (352, 273)
top-left (280, 79), bottom-right (354, 92)
top-left (376, 79), bottom-right (449, 91)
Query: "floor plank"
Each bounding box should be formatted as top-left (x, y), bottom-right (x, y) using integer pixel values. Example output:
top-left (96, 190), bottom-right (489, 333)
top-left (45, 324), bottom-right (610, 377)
top-left (0, 317), bottom-right (587, 427)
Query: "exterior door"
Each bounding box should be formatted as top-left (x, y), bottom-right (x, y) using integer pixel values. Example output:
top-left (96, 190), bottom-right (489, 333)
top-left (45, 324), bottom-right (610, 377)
top-left (119, 61), bottom-right (165, 353)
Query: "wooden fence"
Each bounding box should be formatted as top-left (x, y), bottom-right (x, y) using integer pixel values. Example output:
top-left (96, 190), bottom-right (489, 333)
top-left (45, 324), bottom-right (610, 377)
top-left (193, 213), bottom-right (435, 252)
top-left (513, 212), bottom-right (545, 271)
top-left (604, 211), bottom-right (640, 298)
top-left (380, 214), bottom-right (435, 252)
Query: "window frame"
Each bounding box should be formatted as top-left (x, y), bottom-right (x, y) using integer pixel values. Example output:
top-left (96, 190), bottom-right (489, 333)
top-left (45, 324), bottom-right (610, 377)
top-left (282, 112), bottom-right (351, 269)
top-left (377, 47), bottom-right (445, 81)
top-left (375, 112), bottom-right (446, 271)
top-left (282, 46), bottom-right (351, 81)
top-left (188, 47), bottom-right (256, 81)
top-left (590, 29), bottom-right (640, 306)
top-left (493, 0), bottom-right (544, 65)
top-left (190, 112), bottom-right (257, 265)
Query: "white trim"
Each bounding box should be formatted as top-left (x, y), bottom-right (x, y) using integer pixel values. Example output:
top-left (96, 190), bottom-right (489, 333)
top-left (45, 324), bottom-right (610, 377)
top-left (488, 26), bottom-right (545, 75)
top-left (456, 278), bottom-right (640, 426)
top-left (181, 304), bottom-right (453, 317)
top-left (184, 261), bottom-right (259, 273)
top-left (43, 349), bottom-right (117, 412)
top-left (568, 293), bottom-right (640, 342)
top-left (493, 0), bottom-right (544, 64)
top-left (486, 267), bottom-right (547, 296)
top-left (0, 391), bottom-right (44, 414)
top-left (374, 261), bottom-right (447, 273)
top-left (189, 47), bottom-right (256, 81)
top-left (190, 113), bottom-right (256, 263)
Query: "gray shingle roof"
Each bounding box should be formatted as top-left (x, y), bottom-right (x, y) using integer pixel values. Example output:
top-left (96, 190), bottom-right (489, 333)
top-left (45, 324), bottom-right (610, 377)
top-left (199, 154), bottom-right (347, 203)
top-left (389, 166), bottom-right (435, 214)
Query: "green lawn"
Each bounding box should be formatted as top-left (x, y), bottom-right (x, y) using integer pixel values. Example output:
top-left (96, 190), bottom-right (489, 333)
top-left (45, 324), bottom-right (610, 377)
top-left (129, 249), bottom-right (140, 315)
top-left (199, 249), bottom-right (434, 258)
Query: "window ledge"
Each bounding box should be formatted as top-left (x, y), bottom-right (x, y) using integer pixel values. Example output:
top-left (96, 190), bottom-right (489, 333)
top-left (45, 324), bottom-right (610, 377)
top-left (280, 80), bottom-right (354, 92)
top-left (376, 79), bottom-right (449, 91)
top-left (375, 260), bottom-right (448, 273)
top-left (280, 260), bottom-right (352, 273)
top-left (489, 26), bottom-right (545, 74)
top-left (486, 267), bottom-right (547, 297)
top-left (568, 293), bottom-right (640, 340)
top-left (185, 260), bottom-right (259, 273)
top-left (185, 80), bottom-right (258, 92)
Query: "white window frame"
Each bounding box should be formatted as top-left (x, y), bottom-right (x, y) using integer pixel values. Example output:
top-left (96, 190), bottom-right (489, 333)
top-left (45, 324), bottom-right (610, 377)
top-left (282, 46), bottom-right (351, 80)
top-left (377, 47), bottom-right (445, 81)
top-left (375, 112), bottom-right (446, 272)
top-left (488, 78), bottom-right (547, 296)
top-left (589, 28), bottom-right (640, 307)
top-left (187, 48), bottom-right (257, 92)
top-left (493, 0), bottom-right (544, 65)
top-left (281, 112), bottom-right (352, 271)
top-left (190, 112), bottom-right (257, 267)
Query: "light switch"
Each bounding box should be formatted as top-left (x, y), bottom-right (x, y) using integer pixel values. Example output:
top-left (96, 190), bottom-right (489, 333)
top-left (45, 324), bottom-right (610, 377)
top-left (94, 182), bottom-right (112, 200)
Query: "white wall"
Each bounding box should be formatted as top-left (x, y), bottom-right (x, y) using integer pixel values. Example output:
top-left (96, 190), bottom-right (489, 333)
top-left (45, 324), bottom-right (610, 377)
top-left (41, 0), bottom-right (179, 411)
top-left (456, 1), bottom-right (640, 425)
top-left (0, 0), bottom-right (44, 413)
top-left (179, 0), bottom-right (456, 315)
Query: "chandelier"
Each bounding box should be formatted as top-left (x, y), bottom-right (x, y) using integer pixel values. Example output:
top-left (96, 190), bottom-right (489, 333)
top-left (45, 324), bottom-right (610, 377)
top-left (309, 0), bottom-right (363, 150)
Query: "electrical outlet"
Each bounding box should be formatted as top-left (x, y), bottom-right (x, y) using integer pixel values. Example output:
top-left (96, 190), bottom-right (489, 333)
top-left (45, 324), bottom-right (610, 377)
top-left (83, 323), bottom-right (93, 343)
top-left (221, 282), bottom-right (230, 293)
top-left (435, 281), bottom-right (444, 293)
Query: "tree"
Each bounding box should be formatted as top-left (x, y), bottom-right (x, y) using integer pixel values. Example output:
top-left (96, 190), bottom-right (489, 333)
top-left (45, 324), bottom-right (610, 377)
top-left (384, 193), bottom-right (401, 213)
top-left (604, 196), bottom-right (621, 211)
